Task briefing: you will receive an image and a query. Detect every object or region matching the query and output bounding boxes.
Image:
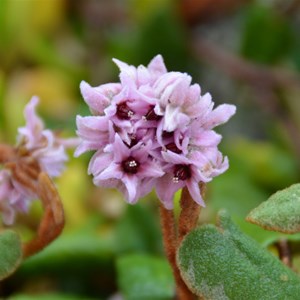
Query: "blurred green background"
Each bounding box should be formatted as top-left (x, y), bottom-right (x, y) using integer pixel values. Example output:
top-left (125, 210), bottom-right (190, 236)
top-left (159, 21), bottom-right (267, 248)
top-left (0, 0), bottom-right (300, 299)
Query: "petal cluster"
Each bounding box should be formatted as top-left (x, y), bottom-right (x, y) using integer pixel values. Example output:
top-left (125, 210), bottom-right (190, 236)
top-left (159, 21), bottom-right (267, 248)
top-left (0, 169), bottom-right (33, 225)
top-left (76, 55), bottom-right (236, 208)
top-left (17, 96), bottom-right (76, 177)
top-left (0, 97), bottom-right (77, 225)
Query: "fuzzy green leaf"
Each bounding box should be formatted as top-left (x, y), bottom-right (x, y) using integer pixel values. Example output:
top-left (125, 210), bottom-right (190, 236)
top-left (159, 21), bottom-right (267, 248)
top-left (0, 230), bottom-right (22, 280)
top-left (247, 184), bottom-right (300, 233)
top-left (177, 211), bottom-right (300, 299)
top-left (117, 254), bottom-right (175, 300)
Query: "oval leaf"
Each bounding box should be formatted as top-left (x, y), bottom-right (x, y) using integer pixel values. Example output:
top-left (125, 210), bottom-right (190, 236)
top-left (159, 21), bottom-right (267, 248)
top-left (246, 184), bottom-right (300, 233)
top-left (177, 211), bottom-right (300, 299)
top-left (0, 230), bottom-right (22, 280)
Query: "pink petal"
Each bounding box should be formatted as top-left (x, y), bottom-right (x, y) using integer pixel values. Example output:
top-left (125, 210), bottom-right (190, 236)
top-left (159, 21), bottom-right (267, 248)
top-left (164, 105), bottom-right (189, 132)
top-left (0, 200), bottom-right (16, 225)
top-left (94, 178), bottom-right (120, 189)
top-left (169, 74), bottom-right (191, 106)
top-left (138, 178), bottom-right (156, 197)
top-left (204, 104), bottom-right (236, 129)
top-left (58, 137), bottom-right (80, 149)
top-left (147, 55), bottom-right (167, 76)
top-left (113, 134), bottom-right (130, 162)
top-left (112, 58), bottom-right (137, 87)
top-left (17, 96), bottom-right (44, 148)
top-left (80, 81), bottom-right (119, 114)
top-left (24, 96), bottom-right (43, 132)
top-left (137, 65), bottom-right (151, 86)
top-left (76, 115), bottom-right (108, 135)
top-left (88, 152), bottom-right (112, 175)
top-left (186, 180), bottom-right (205, 207)
top-left (155, 174), bottom-right (184, 209)
top-left (138, 161), bottom-right (164, 178)
top-left (112, 58), bottom-right (130, 72)
top-left (154, 72), bottom-right (180, 106)
top-left (122, 175), bottom-right (139, 204)
top-left (162, 150), bottom-right (190, 165)
top-left (195, 93), bottom-right (214, 120)
top-left (186, 83), bottom-right (201, 106)
top-left (94, 163), bottom-right (122, 182)
top-left (74, 116), bottom-right (110, 157)
top-left (193, 130), bottom-right (222, 147)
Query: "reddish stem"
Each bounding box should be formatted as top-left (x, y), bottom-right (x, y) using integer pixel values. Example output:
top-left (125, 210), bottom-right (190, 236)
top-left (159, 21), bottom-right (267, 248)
top-left (178, 183), bottom-right (205, 245)
top-left (275, 239), bottom-right (293, 269)
top-left (22, 173), bottom-right (64, 258)
top-left (159, 204), bottom-right (196, 300)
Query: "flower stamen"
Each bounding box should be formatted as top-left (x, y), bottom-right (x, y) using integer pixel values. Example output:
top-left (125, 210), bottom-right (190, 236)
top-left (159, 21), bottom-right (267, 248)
top-left (122, 156), bottom-right (140, 174)
top-left (117, 103), bottom-right (134, 120)
top-left (173, 164), bottom-right (191, 181)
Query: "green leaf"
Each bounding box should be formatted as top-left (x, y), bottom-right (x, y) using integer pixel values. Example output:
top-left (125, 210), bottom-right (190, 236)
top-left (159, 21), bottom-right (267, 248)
top-left (0, 230), bottom-right (22, 280)
top-left (117, 254), bottom-right (175, 300)
top-left (177, 211), bottom-right (300, 299)
top-left (233, 216), bottom-right (300, 247)
top-left (247, 184), bottom-right (300, 234)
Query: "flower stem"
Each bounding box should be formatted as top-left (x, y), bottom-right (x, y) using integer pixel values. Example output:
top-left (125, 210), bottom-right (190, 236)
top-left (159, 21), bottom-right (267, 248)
top-left (22, 173), bottom-right (64, 258)
top-left (178, 183), bottom-right (205, 245)
top-left (275, 239), bottom-right (293, 268)
top-left (159, 204), bottom-right (195, 300)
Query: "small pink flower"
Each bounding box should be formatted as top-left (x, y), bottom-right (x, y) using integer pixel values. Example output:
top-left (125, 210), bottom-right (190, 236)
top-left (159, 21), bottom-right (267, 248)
top-left (156, 150), bottom-right (208, 209)
top-left (80, 81), bottom-right (122, 115)
top-left (113, 54), bottom-right (167, 88)
top-left (75, 115), bottom-right (113, 157)
top-left (17, 96), bottom-right (77, 177)
top-left (0, 169), bottom-right (33, 225)
top-left (91, 134), bottom-right (164, 204)
top-left (75, 55), bottom-right (236, 208)
top-left (0, 96), bottom-right (77, 225)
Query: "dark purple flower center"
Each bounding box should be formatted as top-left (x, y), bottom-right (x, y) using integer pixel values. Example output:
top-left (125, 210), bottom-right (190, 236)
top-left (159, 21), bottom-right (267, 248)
top-left (162, 131), bottom-right (173, 139)
top-left (117, 103), bottom-right (134, 120)
top-left (122, 156), bottom-right (140, 174)
top-left (125, 135), bottom-right (138, 148)
top-left (173, 164), bottom-right (191, 182)
top-left (165, 142), bottom-right (182, 154)
top-left (145, 106), bottom-right (161, 121)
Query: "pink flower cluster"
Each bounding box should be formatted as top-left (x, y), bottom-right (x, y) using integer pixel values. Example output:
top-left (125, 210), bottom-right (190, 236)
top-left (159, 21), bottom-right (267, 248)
top-left (75, 55), bottom-right (236, 209)
top-left (0, 97), bottom-right (76, 225)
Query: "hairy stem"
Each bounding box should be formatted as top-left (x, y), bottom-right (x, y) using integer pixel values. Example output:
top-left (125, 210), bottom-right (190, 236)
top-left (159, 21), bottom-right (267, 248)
top-left (22, 173), bottom-right (64, 258)
top-left (159, 204), bottom-right (195, 299)
top-left (275, 239), bottom-right (293, 268)
top-left (178, 183), bottom-right (205, 245)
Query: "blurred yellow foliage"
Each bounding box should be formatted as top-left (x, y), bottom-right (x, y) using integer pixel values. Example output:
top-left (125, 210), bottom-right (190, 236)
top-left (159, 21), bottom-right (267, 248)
top-left (56, 160), bottom-right (90, 230)
top-left (4, 68), bottom-right (76, 138)
top-left (3, 0), bottom-right (65, 35)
